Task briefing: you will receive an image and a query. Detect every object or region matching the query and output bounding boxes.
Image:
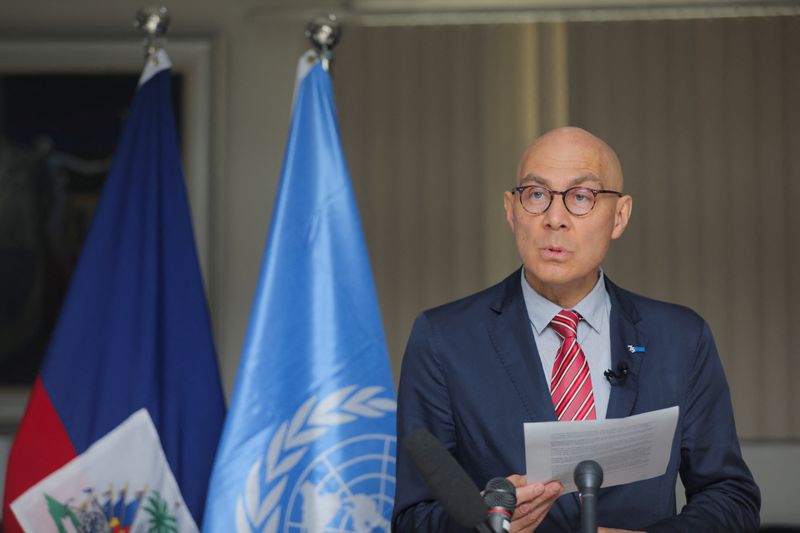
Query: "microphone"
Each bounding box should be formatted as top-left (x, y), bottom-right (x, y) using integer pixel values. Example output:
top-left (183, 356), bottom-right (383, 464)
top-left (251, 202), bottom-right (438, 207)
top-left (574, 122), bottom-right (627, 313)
top-left (402, 428), bottom-right (490, 531)
top-left (483, 477), bottom-right (516, 533)
top-left (574, 460), bottom-right (604, 533)
top-left (604, 361), bottom-right (629, 385)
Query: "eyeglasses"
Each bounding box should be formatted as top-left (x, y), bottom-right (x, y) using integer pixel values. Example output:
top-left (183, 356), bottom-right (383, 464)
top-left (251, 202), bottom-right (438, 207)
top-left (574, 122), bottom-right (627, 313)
top-left (510, 185), bottom-right (622, 216)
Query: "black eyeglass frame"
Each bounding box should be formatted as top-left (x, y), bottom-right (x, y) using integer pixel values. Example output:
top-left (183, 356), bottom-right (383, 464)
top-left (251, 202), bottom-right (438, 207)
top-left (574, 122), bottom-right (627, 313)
top-left (510, 185), bottom-right (623, 216)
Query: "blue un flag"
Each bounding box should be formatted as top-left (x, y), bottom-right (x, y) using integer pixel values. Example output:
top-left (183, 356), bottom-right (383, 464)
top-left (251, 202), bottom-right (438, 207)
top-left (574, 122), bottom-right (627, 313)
top-left (203, 54), bottom-right (397, 533)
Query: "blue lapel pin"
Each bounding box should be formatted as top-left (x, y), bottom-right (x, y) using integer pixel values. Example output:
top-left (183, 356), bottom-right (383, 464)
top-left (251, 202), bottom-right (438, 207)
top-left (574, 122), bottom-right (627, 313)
top-left (627, 344), bottom-right (645, 354)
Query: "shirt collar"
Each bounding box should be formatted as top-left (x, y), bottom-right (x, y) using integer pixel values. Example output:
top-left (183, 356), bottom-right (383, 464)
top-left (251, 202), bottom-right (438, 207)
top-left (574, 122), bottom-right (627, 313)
top-left (520, 267), bottom-right (607, 335)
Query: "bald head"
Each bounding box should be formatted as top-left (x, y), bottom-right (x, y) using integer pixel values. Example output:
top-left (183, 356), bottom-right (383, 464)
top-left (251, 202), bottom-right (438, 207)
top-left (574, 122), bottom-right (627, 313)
top-left (505, 126), bottom-right (633, 307)
top-left (516, 127), bottom-right (624, 191)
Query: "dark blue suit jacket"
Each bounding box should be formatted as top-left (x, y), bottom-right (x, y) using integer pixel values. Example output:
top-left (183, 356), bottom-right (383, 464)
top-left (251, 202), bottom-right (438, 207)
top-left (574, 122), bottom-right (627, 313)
top-left (392, 271), bottom-right (760, 532)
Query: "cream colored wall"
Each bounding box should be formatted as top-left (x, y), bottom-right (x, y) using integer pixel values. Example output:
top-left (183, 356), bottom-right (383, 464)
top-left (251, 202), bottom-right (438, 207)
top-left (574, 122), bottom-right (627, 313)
top-left (208, 24), bottom-right (308, 394)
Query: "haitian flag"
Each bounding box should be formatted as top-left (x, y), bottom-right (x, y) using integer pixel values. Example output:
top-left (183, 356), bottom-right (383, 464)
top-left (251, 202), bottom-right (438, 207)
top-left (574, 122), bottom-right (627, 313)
top-left (2, 49), bottom-right (225, 532)
top-left (202, 53), bottom-right (397, 533)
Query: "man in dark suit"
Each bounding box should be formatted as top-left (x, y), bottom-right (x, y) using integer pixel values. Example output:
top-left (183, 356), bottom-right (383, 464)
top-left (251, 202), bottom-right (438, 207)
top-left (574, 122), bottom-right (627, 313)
top-left (392, 127), bottom-right (760, 532)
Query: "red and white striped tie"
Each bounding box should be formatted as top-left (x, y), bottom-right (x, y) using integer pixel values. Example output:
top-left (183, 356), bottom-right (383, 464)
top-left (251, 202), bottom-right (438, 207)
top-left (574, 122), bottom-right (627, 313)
top-left (549, 310), bottom-right (597, 421)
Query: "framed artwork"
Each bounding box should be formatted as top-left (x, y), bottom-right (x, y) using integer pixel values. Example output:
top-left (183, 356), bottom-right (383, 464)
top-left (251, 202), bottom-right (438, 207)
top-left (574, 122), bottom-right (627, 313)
top-left (0, 40), bottom-right (212, 432)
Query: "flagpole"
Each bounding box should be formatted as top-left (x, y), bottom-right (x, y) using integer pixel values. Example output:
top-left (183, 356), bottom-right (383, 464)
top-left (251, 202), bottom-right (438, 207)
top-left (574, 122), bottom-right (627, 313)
top-left (134, 5), bottom-right (170, 61)
top-left (305, 13), bottom-right (341, 72)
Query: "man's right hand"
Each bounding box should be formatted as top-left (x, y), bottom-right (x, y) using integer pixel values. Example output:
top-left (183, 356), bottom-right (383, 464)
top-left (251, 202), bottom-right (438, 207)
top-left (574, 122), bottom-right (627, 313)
top-left (506, 475), bottom-right (564, 532)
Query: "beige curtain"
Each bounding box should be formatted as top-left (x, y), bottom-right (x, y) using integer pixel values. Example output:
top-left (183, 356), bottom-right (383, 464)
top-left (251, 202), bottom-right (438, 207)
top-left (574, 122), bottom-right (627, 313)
top-left (334, 23), bottom-right (569, 382)
top-left (333, 15), bottom-right (800, 439)
top-left (569, 16), bottom-right (800, 439)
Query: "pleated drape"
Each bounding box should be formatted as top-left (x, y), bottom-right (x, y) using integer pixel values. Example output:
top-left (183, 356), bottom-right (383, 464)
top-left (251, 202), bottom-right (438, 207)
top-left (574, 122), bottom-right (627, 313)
top-left (570, 16), bottom-right (800, 439)
top-left (334, 15), bottom-right (800, 439)
top-left (335, 23), bottom-right (569, 382)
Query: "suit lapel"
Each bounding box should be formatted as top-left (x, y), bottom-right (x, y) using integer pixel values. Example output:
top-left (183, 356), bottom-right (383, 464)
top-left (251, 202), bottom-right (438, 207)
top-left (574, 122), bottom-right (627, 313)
top-left (604, 277), bottom-right (647, 419)
top-left (486, 271), bottom-right (558, 423)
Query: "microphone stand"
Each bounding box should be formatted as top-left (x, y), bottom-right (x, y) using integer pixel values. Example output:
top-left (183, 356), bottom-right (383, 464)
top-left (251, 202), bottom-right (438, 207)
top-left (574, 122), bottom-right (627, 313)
top-left (579, 487), bottom-right (598, 533)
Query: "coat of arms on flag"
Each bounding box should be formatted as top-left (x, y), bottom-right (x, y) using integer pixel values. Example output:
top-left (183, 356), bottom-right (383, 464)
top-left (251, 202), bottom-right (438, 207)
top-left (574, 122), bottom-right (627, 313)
top-left (11, 410), bottom-right (196, 532)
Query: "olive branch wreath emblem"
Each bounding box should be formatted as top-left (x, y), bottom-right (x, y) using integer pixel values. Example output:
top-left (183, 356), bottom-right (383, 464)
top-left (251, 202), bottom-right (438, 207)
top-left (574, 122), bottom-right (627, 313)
top-left (235, 385), bottom-right (396, 533)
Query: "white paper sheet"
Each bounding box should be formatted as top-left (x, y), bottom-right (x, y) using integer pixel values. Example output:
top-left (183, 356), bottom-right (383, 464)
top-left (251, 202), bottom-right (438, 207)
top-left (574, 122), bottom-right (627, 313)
top-left (524, 406), bottom-right (679, 493)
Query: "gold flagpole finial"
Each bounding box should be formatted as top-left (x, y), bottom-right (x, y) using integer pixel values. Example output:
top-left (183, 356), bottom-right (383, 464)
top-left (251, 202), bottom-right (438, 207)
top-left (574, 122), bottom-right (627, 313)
top-left (305, 14), bottom-right (342, 72)
top-left (134, 6), bottom-right (171, 62)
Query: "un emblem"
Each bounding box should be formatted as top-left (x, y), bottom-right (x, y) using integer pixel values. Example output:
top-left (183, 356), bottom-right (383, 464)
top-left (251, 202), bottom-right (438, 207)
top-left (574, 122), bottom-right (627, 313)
top-left (286, 434), bottom-right (395, 532)
top-left (236, 386), bottom-right (396, 533)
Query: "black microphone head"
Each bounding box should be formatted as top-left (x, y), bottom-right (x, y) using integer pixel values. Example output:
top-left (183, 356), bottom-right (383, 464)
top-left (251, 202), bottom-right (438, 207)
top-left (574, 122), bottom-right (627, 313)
top-left (402, 428), bottom-right (488, 528)
top-left (574, 460), bottom-right (604, 495)
top-left (484, 477), bottom-right (517, 510)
